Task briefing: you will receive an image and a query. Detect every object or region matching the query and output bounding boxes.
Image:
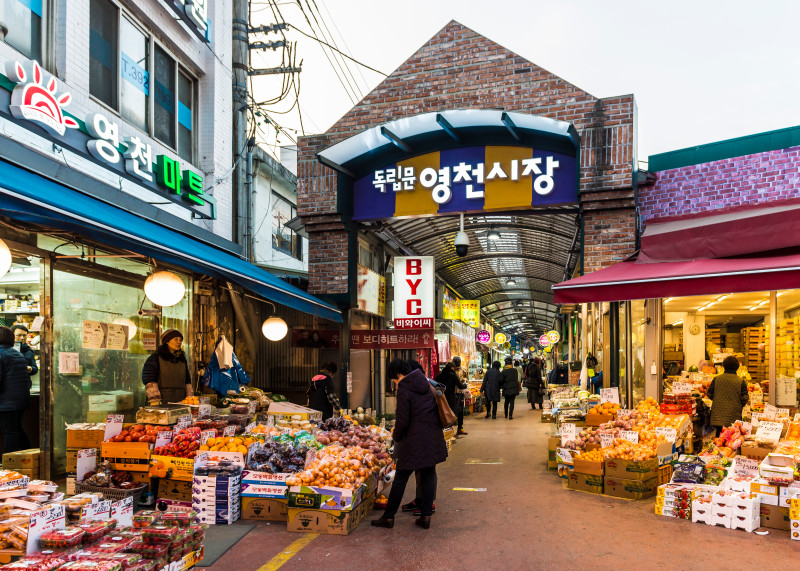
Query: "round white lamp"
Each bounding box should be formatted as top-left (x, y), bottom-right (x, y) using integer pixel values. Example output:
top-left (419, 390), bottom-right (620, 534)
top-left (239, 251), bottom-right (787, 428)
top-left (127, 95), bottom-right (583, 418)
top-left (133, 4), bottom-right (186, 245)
top-left (262, 315), bottom-right (288, 341)
top-left (0, 239), bottom-right (11, 279)
top-left (144, 270), bottom-right (186, 307)
top-left (112, 317), bottom-right (138, 340)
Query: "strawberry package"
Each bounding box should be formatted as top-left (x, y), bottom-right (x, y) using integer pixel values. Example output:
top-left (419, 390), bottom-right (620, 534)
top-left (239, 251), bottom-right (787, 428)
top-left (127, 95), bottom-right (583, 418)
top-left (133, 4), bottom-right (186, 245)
top-left (59, 561), bottom-right (123, 571)
top-left (160, 510), bottom-right (196, 527)
top-left (133, 542), bottom-right (168, 560)
top-left (141, 526), bottom-right (172, 545)
top-left (0, 559), bottom-right (64, 571)
top-left (88, 542), bottom-right (127, 554)
top-left (127, 561), bottom-right (156, 571)
top-left (39, 527), bottom-right (86, 549)
top-left (75, 522), bottom-right (107, 544)
top-left (96, 553), bottom-right (142, 571)
top-left (187, 524), bottom-right (207, 541)
top-left (132, 513), bottom-right (158, 529)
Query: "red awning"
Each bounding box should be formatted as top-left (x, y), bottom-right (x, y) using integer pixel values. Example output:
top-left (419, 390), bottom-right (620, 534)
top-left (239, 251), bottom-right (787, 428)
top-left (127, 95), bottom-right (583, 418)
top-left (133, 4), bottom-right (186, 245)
top-left (552, 250), bottom-right (800, 304)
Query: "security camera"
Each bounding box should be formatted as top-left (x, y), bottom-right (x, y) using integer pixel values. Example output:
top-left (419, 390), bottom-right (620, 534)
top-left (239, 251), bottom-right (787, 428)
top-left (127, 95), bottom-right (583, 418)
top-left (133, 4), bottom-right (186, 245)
top-left (455, 231), bottom-right (469, 257)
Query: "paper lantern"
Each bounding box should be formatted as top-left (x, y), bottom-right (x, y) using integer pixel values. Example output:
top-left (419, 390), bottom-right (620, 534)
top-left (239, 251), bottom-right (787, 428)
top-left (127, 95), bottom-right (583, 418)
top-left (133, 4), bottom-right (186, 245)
top-left (144, 270), bottom-right (186, 307)
top-left (262, 316), bottom-right (288, 341)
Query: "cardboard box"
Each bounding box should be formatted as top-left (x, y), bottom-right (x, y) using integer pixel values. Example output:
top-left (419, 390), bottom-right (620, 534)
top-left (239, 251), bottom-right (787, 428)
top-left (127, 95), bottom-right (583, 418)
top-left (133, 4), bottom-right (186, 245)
top-left (101, 442), bottom-right (151, 471)
top-left (66, 427), bottom-right (106, 449)
top-left (604, 476), bottom-right (658, 500)
top-left (158, 479), bottom-right (193, 502)
top-left (572, 458), bottom-right (604, 476)
top-left (242, 497), bottom-right (289, 521)
top-left (266, 403), bottom-right (322, 423)
top-left (2, 449), bottom-right (41, 470)
top-left (17, 468), bottom-right (39, 479)
top-left (585, 413), bottom-right (613, 426)
top-left (66, 448), bottom-right (99, 474)
top-left (149, 455), bottom-right (194, 481)
top-left (240, 483), bottom-right (288, 499)
top-left (136, 405), bottom-right (191, 425)
top-left (604, 458), bottom-right (658, 481)
top-left (547, 437), bottom-right (561, 452)
top-left (760, 504), bottom-right (791, 530)
top-left (567, 471), bottom-right (603, 494)
top-left (287, 484), bottom-right (365, 512)
top-left (87, 391), bottom-right (134, 412)
top-left (658, 465), bottom-right (674, 485)
top-left (740, 444), bottom-right (774, 461)
top-left (287, 494), bottom-right (373, 535)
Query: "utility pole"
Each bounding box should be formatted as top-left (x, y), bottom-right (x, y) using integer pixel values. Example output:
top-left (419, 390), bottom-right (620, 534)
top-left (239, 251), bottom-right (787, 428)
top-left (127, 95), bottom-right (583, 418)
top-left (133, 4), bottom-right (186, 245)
top-left (232, 0), bottom-right (250, 261)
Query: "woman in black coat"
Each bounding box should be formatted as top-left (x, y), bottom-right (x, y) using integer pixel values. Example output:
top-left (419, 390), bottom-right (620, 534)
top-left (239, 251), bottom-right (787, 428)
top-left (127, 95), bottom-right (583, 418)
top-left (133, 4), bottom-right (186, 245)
top-left (500, 356), bottom-right (520, 419)
top-left (525, 358), bottom-right (544, 410)
top-left (480, 361), bottom-right (502, 419)
top-left (0, 327), bottom-right (32, 453)
top-left (307, 362), bottom-right (341, 420)
top-left (435, 362), bottom-right (468, 435)
top-left (372, 359), bottom-right (447, 530)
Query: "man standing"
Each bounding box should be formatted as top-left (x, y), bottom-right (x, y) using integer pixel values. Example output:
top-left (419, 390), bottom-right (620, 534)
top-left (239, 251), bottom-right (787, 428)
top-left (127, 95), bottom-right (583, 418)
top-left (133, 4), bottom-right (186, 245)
top-left (11, 325), bottom-right (37, 376)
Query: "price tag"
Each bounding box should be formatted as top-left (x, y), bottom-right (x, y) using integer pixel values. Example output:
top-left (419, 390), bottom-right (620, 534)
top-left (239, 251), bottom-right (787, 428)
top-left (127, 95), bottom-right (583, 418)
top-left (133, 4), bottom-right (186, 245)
top-left (794, 413), bottom-right (800, 422)
top-left (110, 497), bottom-right (134, 528)
top-left (560, 423), bottom-right (577, 446)
top-left (198, 404), bottom-right (213, 419)
top-left (199, 396), bottom-right (212, 404)
top-left (245, 422), bottom-right (257, 433)
top-left (556, 448), bottom-right (573, 465)
top-left (27, 504), bottom-right (66, 554)
top-left (656, 427), bottom-right (677, 442)
top-left (755, 421), bottom-right (783, 443)
top-left (224, 425), bottom-right (237, 437)
top-left (155, 430), bottom-right (173, 448)
top-left (672, 382), bottom-right (693, 394)
top-left (600, 387), bottom-right (620, 405)
top-left (777, 408), bottom-right (791, 419)
top-left (750, 412), bottom-right (762, 426)
top-left (763, 404), bottom-right (778, 420)
top-left (734, 456), bottom-right (760, 477)
top-left (616, 409), bottom-right (632, 420)
top-left (176, 415), bottom-right (192, 430)
top-left (621, 431), bottom-right (639, 443)
top-left (265, 416), bottom-right (275, 428)
top-left (248, 401), bottom-right (258, 414)
top-left (76, 449), bottom-right (97, 482)
top-left (281, 428), bottom-right (292, 435)
top-left (81, 500), bottom-right (111, 521)
top-left (600, 433), bottom-right (615, 448)
top-left (200, 430), bottom-right (215, 445)
top-left (741, 422), bottom-right (752, 434)
top-left (104, 414), bottom-right (124, 441)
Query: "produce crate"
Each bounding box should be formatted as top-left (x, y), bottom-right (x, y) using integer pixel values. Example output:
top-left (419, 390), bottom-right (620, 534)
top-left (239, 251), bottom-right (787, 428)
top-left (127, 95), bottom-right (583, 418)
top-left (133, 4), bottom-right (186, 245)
top-left (149, 455), bottom-right (195, 481)
top-left (135, 405), bottom-right (191, 425)
top-left (74, 482), bottom-right (147, 504)
top-left (658, 464), bottom-right (673, 485)
top-left (572, 458), bottom-right (604, 476)
top-left (101, 442), bottom-right (151, 471)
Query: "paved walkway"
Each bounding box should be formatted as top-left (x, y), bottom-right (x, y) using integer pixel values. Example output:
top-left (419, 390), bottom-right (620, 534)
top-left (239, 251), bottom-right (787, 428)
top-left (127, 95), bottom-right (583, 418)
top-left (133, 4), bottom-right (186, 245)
top-left (206, 396), bottom-right (799, 570)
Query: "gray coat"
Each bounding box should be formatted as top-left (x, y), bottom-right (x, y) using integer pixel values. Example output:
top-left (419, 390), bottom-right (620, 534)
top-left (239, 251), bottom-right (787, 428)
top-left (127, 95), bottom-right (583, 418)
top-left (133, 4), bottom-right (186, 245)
top-left (480, 368), bottom-right (502, 402)
top-left (707, 373), bottom-right (748, 427)
top-left (393, 369), bottom-right (448, 471)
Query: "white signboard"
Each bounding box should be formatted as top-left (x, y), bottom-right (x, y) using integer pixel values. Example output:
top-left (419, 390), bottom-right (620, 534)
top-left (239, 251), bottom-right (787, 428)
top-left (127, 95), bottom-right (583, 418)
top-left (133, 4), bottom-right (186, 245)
top-left (81, 500), bottom-right (112, 521)
top-left (763, 404), bottom-right (778, 420)
top-left (223, 425), bottom-right (237, 437)
top-left (104, 414), bottom-right (124, 441)
top-left (110, 497), bottom-right (134, 528)
top-left (27, 504), bottom-right (66, 555)
top-left (394, 256), bottom-right (435, 321)
top-left (76, 449), bottom-right (97, 482)
top-left (656, 427), bottom-right (677, 442)
top-left (600, 387), bottom-right (620, 405)
top-left (600, 433), bottom-right (615, 448)
top-left (734, 457), bottom-right (761, 478)
top-left (672, 382), bottom-right (693, 395)
top-left (245, 422), bottom-right (257, 433)
top-left (200, 430), bottom-right (215, 445)
top-left (556, 448), bottom-right (573, 465)
top-left (176, 415), bottom-right (192, 430)
top-left (560, 423), bottom-right (577, 446)
top-left (621, 431), bottom-right (639, 444)
top-left (155, 431), bottom-right (173, 448)
top-left (755, 421), bottom-right (783, 444)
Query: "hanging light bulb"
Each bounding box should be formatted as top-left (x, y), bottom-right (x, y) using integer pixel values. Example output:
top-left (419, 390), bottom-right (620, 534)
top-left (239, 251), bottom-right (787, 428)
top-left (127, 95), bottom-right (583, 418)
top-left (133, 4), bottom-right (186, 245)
top-left (144, 270), bottom-right (186, 307)
top-left (262, 316), bottom-right (288, 341)
top-left (506, 278), bottom-right (517, 286)
top-left (487, 227), bottom-right (501, 240)
top-left (0, 239), bottom-right (11, 279)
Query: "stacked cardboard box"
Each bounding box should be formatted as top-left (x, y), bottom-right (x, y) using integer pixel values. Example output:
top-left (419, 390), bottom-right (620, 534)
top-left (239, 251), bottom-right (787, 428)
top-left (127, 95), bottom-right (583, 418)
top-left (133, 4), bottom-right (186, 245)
top-left (241, 469), bottom-right (290, 522)
top-left (192, 461), bottom-right (242, 525)
top-left (604, 458), bottom-right (658, 500)
top-left (2, 449), bottom-right (40, 479)
top-left (790, 498), bottom-right (800, 541)
top-left (657, 484), bottom-right (698, 519)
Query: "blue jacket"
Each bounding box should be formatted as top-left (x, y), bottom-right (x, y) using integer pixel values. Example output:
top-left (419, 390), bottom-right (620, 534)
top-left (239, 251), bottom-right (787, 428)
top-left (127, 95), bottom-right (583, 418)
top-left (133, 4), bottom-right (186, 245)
top-left (201, 340), bottom-right (251, 397)
top-left (0, 345), bottom-right (31, 411)
top-left (18, 343), bottom-right (37, 376)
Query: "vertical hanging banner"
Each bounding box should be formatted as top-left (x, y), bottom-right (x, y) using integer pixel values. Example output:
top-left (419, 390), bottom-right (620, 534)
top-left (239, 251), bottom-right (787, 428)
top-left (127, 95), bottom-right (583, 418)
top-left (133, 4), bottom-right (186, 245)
top-left (394, 257), bottom-right (435, 327)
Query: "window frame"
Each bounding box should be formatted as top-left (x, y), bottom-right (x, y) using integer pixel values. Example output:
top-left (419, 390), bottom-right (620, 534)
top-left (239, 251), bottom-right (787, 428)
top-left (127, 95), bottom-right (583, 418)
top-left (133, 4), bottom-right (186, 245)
top-left (87, 0), bottom-right (197, 163)
top-left (1, 0), bottom-right (47, 63)
top-left (271, 192), bottom-right (303, 261)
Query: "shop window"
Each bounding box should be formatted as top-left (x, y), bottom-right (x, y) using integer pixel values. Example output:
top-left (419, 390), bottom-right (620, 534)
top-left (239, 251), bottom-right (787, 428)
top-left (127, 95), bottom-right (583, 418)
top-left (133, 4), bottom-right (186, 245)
top-left (119, 16), bottom-right (149, 131)
top-left (0, 0), bottom-right (43, 61)
top-left (89, 0), bottom-right (118, 109)
top-left (272, 193), bottom-right (302, 260)
top-left (177, 70), bottom-right (194, 162)
top-left (630, 300), bottom-right (646, 405)
top-left (153, 45), bottom-right (175, 148)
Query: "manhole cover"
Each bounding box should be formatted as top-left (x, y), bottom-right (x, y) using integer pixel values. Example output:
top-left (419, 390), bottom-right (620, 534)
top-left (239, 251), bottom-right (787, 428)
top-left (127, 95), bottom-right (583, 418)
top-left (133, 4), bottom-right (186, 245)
top-left (464, 458), bottom-right (503, 464)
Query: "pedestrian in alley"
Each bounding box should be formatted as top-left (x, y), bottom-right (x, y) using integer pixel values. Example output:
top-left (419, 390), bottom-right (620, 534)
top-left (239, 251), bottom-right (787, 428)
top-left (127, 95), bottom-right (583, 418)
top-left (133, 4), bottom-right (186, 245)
top-left (525, 358), bottom-right (544, 409)
top-left (372, 359), bottom-right (447, 530)
top-left (514, 359), bottom-right (524, 385)
top-left (142, 329), bottom-right (193, 405)
top-left (307, 362), bottom-right (341, 421)
top-left (436, 361), bottom-right (468, 435)
top-left (501, 356), bottom-right (521, 419)
top-left (481, 361), bottom-right (502, 419)
top-left (0, 326), bottom-right (32, 453)
top-left (707, 355), bottom-right (748, 436)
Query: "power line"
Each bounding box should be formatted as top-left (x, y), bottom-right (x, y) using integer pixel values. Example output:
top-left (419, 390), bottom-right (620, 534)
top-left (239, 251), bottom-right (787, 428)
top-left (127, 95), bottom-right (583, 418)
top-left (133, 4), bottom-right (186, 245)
top-left (288, 23), bottom-right (387, 77)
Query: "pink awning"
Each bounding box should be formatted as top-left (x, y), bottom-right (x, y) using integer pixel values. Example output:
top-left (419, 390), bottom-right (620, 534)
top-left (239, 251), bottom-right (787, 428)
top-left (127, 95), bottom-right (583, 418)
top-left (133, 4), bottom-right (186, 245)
top-left (552, 250), bottom-right (800, 304)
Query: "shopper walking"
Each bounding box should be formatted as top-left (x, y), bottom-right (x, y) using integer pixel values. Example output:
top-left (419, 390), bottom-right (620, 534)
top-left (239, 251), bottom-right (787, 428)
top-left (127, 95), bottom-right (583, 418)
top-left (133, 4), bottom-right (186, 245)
top-left (707, 355), bottom-right (748, 435)
top-left (142, 329), bottom-right (193, 405)
top-left (372, 359), bottom-right (447, 530)
top-left (481, 361), bottom-right (502, 419)
top-left (514, 359), bottom-right (524, 385)
top-left (501, 356), bottom-right (520, 419)
top-left (526, 358), bottom-right (544, 409)
top-left (307, 362), bottom-right (341, 421)
top-left (0, 326), bottom-right (32, 453)
top-left (11, 325), bottom-right (37, 376)
top-left (436, 362), bottom-right (468, 435)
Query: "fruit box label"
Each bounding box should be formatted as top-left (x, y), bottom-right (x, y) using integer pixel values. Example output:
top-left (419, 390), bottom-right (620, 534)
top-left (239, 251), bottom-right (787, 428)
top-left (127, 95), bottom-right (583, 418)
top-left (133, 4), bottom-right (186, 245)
top-left (242, 470), bottom-right (292, 485)
top-left (150, 455), bottom-right (194, 481)
top-left (241, 483), bottom-right (287, 499)
top-left (287, 485), bottom-right (363, 511)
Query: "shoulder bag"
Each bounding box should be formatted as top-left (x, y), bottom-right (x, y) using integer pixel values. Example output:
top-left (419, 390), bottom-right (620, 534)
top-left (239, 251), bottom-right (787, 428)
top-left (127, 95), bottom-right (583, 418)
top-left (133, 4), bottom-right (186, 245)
top-left (429, 384), bottom-right (457, 428)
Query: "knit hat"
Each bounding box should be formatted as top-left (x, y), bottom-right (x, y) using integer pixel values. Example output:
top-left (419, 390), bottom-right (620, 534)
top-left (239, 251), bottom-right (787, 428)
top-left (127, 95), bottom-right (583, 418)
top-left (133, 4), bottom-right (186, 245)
top-left (10, 325), bottom-right (28, 334)
top-left (161, 329), bottom-right (183, 345)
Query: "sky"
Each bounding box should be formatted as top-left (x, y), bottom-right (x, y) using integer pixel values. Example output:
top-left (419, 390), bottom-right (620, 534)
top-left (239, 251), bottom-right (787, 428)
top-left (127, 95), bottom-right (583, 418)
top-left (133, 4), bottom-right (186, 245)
top-left (248, 0), bottom-right (800, 166)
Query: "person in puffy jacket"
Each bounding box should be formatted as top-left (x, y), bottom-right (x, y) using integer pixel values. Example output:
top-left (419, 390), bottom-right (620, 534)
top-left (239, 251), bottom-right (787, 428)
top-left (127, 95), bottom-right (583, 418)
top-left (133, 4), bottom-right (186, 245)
top-left (307, 362), bottom-right (341, 420)
top-left (525, 358), bottom-right (544, 409)
top-left (0, 326), bottom-right (32, 453)
top-left (141, 329), bottom-right (193, 404)
top-left (11, 325), bottom-right (37, 376)
top-left (201, 337), bottom-right (251, 396)
top-left (501, 356), bottom-right (520, 419)
top-left (481, 361), bottom-right (502, 419)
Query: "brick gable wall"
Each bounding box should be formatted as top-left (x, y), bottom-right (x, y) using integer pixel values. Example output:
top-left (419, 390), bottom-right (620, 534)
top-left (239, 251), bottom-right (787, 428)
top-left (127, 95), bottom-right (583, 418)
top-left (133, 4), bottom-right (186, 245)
top-left (299, 21), bottom-right (638, 296)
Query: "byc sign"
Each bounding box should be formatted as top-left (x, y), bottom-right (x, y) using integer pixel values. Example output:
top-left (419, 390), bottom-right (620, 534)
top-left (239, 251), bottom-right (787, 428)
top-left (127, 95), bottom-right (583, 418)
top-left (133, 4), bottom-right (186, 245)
top-left (394, 256), bottom-right (434, 321)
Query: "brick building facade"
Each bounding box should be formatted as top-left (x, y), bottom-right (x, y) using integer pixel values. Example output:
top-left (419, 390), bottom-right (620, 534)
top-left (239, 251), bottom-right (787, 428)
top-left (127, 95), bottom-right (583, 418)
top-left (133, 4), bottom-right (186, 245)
top-left (298, 21), bottom-right (639, 302)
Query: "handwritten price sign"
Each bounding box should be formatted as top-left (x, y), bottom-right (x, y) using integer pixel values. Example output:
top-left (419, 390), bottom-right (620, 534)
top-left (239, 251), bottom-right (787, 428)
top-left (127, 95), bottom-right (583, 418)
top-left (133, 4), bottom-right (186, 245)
top-left (560, 423), bottom-right (577, 446)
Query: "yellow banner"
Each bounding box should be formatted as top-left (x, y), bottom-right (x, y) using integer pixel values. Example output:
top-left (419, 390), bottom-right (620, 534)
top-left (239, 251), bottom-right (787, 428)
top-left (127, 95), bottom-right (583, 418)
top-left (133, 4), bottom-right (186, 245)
top-left (459, 300), bottom-right (480, 328)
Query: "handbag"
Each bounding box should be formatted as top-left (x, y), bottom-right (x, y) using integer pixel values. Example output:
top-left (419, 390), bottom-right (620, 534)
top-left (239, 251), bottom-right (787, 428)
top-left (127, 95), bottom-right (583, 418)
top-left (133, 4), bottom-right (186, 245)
top-left (429, 384), bottom-right (457, 428)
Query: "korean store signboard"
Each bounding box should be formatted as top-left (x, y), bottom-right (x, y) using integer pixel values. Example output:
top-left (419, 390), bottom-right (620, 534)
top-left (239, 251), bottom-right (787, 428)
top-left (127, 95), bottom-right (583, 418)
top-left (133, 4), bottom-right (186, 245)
top-left (351, 329), bottom-right (434, 350)
top-left (394, 256), bottom-right (434, 322)
top-left (352, 145), bottom-right (577, 220)
top-left (0, 60), bottom-right (215, 219)
top-left (165, 0), bottom-right (211, 42)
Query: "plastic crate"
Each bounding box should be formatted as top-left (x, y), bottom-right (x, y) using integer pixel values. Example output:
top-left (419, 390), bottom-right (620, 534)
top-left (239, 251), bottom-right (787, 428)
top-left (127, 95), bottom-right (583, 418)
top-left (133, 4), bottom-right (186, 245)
top-left (74, 482), bottom-right (147, 504)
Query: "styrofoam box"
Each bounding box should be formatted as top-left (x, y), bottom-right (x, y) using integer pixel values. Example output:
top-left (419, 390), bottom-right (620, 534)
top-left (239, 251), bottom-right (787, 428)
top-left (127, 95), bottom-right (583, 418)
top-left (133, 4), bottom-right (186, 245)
top-left (731, 494), bottom-right (760, 512)
top-left (710, 512), bottom-right (731, 528)
top-left (754, 492), bottom-right (779, 506)
top-left (730, 514), bottom-right (760, 533)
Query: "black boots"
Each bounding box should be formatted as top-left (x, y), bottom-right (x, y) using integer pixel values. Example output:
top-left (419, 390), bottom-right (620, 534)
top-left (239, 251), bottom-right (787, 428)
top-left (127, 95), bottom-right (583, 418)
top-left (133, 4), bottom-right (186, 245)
top-left (371, 517), bottom-right (394, 528)
top-left (415, 516), bottom-right (431, 529)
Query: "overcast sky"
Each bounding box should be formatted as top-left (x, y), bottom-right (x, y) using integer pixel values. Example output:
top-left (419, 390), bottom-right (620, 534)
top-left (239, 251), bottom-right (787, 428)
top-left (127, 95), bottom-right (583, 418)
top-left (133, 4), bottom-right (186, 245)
top-left (249, 0), bottom-right (800, 165)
